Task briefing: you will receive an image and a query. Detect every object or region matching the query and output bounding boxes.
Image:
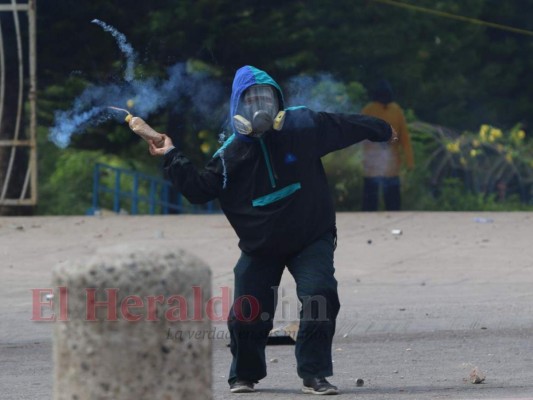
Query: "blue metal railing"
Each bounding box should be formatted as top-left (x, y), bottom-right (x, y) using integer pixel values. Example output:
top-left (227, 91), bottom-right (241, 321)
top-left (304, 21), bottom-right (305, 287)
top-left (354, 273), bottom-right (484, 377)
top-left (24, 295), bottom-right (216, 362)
top-left (90, 163), bottom-right (219, 215)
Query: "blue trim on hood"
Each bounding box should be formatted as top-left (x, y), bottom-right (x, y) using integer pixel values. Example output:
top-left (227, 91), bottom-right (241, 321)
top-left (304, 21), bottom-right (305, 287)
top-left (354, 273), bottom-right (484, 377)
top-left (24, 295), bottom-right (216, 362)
top-left (229, 66), bottom-right (284, 134)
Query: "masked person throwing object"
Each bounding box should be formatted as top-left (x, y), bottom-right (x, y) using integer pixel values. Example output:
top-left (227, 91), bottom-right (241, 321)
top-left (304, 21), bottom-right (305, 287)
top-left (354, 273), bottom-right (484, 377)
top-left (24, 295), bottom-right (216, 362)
top-left (149, 66), bottom-right (396, 395)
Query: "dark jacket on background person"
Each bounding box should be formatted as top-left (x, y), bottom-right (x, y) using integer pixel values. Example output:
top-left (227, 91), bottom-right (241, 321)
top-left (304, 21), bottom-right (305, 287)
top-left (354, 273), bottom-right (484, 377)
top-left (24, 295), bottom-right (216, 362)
top-left (163, 65), bottom-right (392, 256)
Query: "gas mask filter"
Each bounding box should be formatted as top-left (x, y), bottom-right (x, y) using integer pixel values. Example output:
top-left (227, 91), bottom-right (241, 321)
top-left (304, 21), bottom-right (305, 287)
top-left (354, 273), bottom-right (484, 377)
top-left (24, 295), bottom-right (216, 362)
top-left (234, 85), bottom-right (285, 137)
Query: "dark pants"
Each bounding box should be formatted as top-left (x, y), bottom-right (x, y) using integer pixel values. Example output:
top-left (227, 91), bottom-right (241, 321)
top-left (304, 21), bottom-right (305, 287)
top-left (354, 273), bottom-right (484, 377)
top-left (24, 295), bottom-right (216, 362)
top-left (227, 232), bottom-right (340, 384)
top-left (362, 176), bottom-right (401, 211)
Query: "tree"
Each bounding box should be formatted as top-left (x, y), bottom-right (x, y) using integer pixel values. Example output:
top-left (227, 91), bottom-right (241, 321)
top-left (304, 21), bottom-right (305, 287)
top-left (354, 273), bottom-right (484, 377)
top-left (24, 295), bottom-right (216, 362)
top-left (31, 0), bottom-right (532, 213)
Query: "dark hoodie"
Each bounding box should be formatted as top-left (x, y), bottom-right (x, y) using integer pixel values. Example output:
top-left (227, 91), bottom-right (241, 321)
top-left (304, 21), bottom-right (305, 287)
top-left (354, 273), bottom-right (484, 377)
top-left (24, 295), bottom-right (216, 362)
top-left (163, 65), bottom-right (392, 256)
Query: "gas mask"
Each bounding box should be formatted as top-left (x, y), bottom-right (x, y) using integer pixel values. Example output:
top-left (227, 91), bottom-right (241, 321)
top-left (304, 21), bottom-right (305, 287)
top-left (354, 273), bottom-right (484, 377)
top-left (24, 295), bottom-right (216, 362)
top-left (233, 85), bottom-right (285, 137)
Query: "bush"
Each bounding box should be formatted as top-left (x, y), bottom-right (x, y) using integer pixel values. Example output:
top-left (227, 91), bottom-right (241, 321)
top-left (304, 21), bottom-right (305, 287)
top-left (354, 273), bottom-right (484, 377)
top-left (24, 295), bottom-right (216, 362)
top-left (323, 122), bottom-right (533, 212)
top-left (323, 145), bottom-right (364, 211)
top-left (419, 123), bottom-right (533, 210)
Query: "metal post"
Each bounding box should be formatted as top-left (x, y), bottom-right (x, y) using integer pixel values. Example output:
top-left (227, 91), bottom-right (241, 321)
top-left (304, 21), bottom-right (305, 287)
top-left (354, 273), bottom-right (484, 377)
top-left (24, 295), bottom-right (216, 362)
top-left (114, 169), bottom-right (121, 213)
top-left (132, 173), bottom-right (139, 215)
top-left (149, 180), bottom-right (156, 215)
top-left (28, 0), bottom-right (37, 204)
top-left (92, 163), bottom-right (100, 212)
top-left (162, 185), bottom-right (169, 214)
top-left (0, 0), bottom-right (37, 207)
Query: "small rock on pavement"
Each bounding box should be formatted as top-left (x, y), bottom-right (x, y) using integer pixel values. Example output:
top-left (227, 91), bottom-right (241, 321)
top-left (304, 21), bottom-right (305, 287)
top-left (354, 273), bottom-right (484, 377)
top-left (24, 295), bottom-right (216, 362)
top-left (356, 378), bottom-right (364, 387)
top-left (469, 367), bottom-right (486, 384)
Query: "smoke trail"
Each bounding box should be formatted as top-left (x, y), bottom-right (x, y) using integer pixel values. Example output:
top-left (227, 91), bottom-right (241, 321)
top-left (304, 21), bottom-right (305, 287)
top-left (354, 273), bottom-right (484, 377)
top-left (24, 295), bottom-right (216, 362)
top-left (91, 19), bottom-right (137, 82)
top-left (49, 80), bottom-right (134, 148)
top-left (285, 73), bottom-right (363, 113)
top-left (49, 62), bottom-right (225, 148)
top-left (49, 19), bottom-right (227, 148)
top-left (49, 107), bottom-right (109, 148)
top-left (51, 18), bottom-right (364, 190)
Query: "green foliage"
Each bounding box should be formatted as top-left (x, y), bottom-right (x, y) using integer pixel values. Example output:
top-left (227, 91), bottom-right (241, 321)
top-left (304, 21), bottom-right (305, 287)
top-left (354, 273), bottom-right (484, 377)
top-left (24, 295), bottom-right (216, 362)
top-left (38, 0), bottom-right (533, 132)
top-left (427, 124), bottom-right (532, 199)
top-left (403, 123), bottom-right (533, 211)
top-left (407, 177), bottom-right (532, 212)
top-left (323, 146), bottom-right (364, 211)
top-left (39, 149), bottom-right (106, 215)
top-left (323, 122), bottom-right (533, 212)
top-left (28, 1), bottom-right (533, 214)
top-left (37, 145), bottom-right (163, 215)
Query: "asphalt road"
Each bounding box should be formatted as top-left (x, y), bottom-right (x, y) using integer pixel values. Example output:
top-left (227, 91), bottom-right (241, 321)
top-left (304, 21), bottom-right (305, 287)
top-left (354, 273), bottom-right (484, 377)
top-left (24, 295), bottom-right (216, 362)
top-left (1, 212), bottom-right (532, 399)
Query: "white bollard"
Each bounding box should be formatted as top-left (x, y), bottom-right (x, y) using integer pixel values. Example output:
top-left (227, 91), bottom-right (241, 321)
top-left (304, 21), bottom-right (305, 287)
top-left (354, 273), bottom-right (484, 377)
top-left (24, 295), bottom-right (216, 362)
top-left (52, 245), bottom-right (212, 400)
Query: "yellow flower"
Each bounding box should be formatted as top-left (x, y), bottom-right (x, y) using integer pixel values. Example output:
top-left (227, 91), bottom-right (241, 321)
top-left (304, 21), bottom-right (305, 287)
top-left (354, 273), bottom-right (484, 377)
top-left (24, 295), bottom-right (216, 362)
top-left (470, 149), bottom-right (479, 157)
top-left (200, 142), bottom-right (211, 154)
top-left (505, 153), bottom-right (513, 163)
top-left (472, 139), bottom-right (481, 148)
top-left (510, 129), bottom-right (525, 144)
top-left (446, 141), bottom-right (461, 153)
top-left (198, 130), bottom-right (209, 140)
top-left (479, 124), bottom-right (490, 141)
top-left (460, 157), bottom-right (467, 166)
top-left (489, 129), bottom-right (503, 142)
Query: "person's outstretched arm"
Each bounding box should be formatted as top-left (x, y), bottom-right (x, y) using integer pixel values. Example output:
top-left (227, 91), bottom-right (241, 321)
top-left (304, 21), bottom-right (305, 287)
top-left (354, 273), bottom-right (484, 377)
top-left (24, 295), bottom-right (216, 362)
top-left (292, 109), bottom-right (397, 158)
top-left (149, 135), bottom-right (222, 204)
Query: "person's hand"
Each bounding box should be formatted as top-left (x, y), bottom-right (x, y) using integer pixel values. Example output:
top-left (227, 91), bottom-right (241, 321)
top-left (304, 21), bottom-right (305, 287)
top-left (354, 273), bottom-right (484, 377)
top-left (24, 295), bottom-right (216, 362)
top-left (149, 134), bottom-right (174, 156)
top-left (388, 126), bottom-right (399, 144)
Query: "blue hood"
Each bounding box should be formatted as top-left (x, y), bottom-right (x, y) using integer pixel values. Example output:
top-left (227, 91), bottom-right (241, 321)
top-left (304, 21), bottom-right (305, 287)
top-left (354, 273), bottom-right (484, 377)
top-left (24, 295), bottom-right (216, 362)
top-left (229, 66), bottom-right (284, 134)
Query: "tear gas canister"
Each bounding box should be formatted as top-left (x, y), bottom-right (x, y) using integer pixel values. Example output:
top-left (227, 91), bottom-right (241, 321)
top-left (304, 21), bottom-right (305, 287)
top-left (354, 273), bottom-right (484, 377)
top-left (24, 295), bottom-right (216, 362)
top-left (125, 115), bottom-right (165, 148)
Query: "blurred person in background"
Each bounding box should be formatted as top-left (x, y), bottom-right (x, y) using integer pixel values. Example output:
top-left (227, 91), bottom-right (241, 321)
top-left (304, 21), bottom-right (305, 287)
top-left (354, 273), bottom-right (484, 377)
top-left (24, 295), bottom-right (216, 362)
top-left (361, 80), bottom-right (414, 211)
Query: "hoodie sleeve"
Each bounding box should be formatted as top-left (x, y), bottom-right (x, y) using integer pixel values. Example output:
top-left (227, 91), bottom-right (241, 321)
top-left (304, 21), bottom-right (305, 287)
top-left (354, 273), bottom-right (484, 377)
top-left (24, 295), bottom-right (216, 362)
top-left (312, 111), bottom-right (393, 157)
top-left (284, 108), bottom-right (393, 159)
top-left (163, 148), bottom-right (223, 204)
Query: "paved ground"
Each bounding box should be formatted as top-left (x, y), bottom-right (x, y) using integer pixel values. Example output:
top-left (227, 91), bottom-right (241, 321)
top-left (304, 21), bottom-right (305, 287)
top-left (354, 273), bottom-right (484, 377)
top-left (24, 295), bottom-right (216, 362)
top-left (1, 212), bottom-right (533, 399)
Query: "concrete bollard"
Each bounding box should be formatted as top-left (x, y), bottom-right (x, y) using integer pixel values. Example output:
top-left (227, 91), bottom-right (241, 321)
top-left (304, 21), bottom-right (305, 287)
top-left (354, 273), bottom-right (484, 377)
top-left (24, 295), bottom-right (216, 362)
top-left (52, 245), bottom-right (212, 400)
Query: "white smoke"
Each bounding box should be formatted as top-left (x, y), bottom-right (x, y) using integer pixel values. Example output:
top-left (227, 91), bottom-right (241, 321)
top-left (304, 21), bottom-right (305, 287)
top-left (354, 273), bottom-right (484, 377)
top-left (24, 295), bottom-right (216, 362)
top-left (49, 21), bottom-right (224, 148)
top-left (285, 73), bottom-right (364, 113)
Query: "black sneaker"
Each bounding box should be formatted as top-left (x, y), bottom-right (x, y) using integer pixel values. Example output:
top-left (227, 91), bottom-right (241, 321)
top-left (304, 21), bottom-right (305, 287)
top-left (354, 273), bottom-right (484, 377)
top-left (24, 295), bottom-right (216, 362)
top-left (302, 377), bottom-right (339, 395)
top-left (230, 379), bottom-right (255, 393)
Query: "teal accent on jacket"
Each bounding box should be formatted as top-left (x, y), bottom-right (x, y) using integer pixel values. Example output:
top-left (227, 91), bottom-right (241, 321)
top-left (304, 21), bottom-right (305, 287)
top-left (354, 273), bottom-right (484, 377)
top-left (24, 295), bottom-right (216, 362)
top-left (252, 182), bottom-right (302, 207)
